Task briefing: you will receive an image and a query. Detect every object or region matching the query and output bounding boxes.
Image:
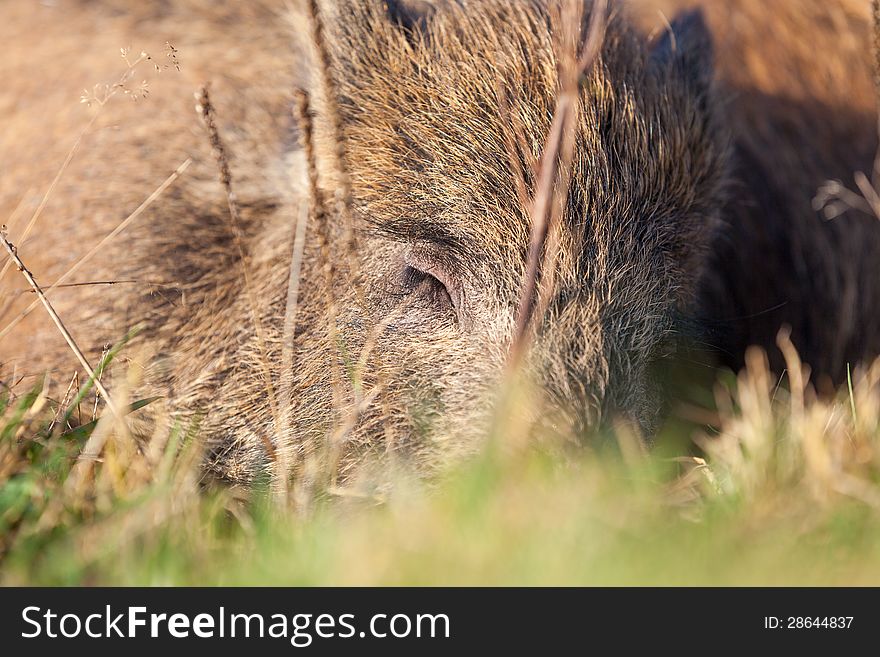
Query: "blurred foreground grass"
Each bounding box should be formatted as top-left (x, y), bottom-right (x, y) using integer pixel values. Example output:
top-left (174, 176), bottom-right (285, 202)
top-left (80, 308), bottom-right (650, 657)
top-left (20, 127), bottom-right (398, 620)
top-left (2, 345), bottom-right (880, 586)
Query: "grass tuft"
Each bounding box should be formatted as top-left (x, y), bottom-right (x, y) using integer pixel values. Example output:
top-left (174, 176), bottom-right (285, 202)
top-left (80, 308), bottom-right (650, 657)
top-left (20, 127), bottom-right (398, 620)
top-left (1, 344), bottom-right (880, 585)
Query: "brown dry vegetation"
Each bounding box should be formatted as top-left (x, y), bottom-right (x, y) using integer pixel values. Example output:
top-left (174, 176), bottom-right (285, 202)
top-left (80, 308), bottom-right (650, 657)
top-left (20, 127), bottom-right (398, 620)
top-left (1, 0), bottom-right (880, 584)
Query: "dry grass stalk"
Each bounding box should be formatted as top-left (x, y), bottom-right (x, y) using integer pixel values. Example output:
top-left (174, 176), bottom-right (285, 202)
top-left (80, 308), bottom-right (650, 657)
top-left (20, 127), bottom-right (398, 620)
top-left (293, 83), bottom-right (402, 488)
top-left (292, 88), bottom-right (346, 491)
top-left (275, 90), bottom-right (317, 496)
top-left (293, 89), bottom-right (335, 320)
top-left (304, 0), bottom-right (362, 291)
top-left (276, 201), bottom-right (309, 497)
top-left (0, 229), bottom-right (121, 420)
top-left (195, 85), bottom-right (280, 468)
top-left (47, 371), bottom-right (79, 435)
top-left (293, 88), bottom-right (339, 361)
top-left (509, 0), bottom-right (608, 368)
top-left (4, 280), bottom-right (180, 299)
top-left (0, 159), bottom-right (192, 343)
top-left (776, 327), bottom-right (808, 423)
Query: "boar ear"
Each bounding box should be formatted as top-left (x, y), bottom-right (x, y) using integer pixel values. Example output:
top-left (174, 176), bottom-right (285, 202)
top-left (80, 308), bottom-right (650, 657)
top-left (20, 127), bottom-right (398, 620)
top-left (385, 0), bottom-right (435, 35)
top-left (650, 9), bottom-right (714, 91)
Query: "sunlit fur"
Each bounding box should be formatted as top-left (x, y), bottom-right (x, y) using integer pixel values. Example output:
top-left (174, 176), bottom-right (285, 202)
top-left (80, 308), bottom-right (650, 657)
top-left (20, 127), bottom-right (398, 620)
top-left (0, 0), bottom-right (876, 486)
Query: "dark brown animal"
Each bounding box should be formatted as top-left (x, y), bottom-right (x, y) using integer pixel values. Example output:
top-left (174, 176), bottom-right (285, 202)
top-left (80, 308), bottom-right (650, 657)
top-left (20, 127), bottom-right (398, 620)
top-left (0, 0), bottom-right (876, 487)
top-left (649, 0), bottom-right (880, 387)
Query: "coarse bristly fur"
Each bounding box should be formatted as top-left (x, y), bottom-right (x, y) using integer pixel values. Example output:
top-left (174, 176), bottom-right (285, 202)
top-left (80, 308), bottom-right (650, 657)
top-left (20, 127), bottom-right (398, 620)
top-left (0, 0), bottom-right (877, 488)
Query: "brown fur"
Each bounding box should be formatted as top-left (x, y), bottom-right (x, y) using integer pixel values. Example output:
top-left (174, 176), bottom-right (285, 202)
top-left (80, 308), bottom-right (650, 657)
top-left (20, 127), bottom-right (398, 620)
top-left (638, 0), bottom-right (880, 387)
top-left (0, 0), bottom-right (877, 485)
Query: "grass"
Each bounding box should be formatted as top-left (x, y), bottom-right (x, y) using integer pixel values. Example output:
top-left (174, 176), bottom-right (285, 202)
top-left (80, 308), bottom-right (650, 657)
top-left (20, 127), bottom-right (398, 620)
top-left (2, 343), bottom-right (880, 586)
